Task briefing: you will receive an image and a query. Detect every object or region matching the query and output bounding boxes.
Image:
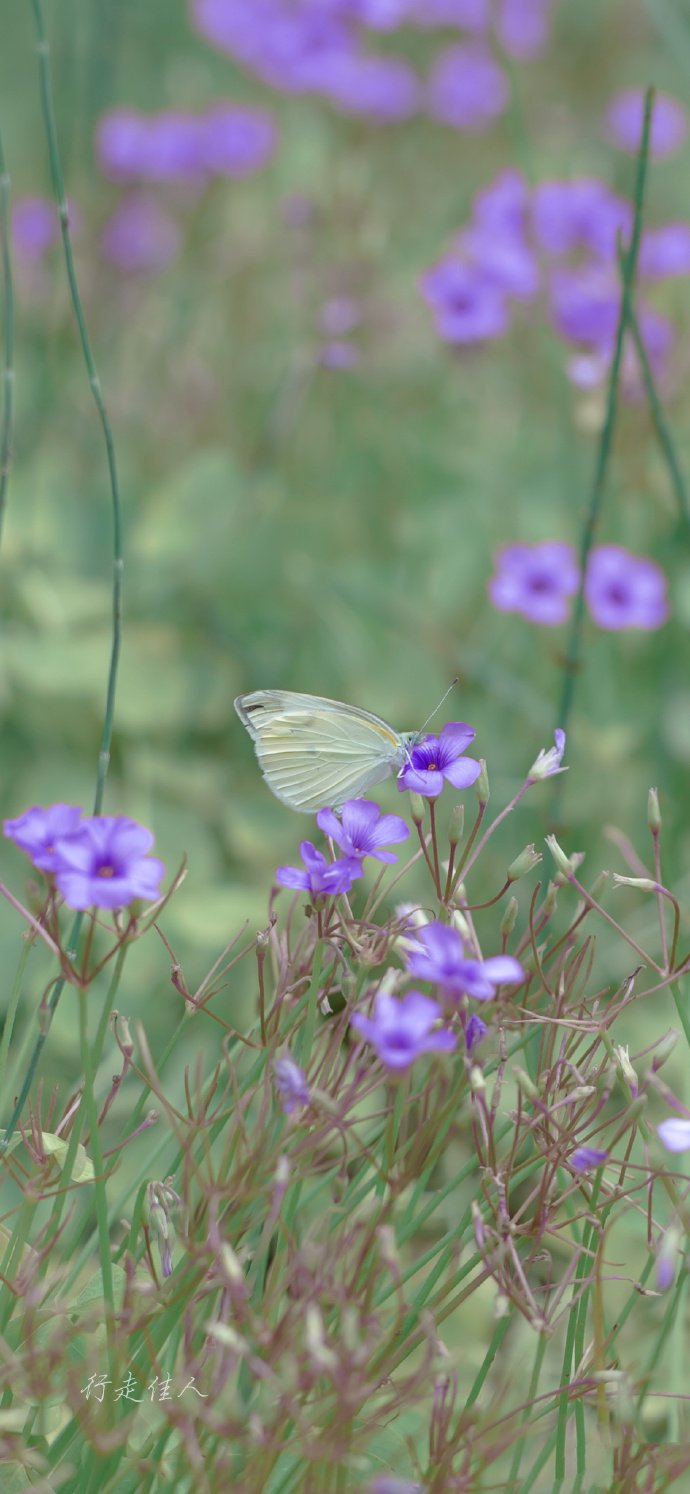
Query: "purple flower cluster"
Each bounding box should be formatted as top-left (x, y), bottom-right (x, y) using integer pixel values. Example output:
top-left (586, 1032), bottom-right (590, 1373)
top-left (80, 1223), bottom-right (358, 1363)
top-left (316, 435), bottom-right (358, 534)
top-left (406, 920), bottom-right (524, 1000)
top-left (276, 799), bottom-right (409, 902)
top-left (191, 0), bottom-right (557, 125)
top-left (420, 164), bottom-right (690, 395)
top-left (96, 103), bottom-right (277, 273)
top-left (489, 541), bottom-right (668, 631)
top-left (4, 804), bottom-right (165, 911)
top-left (351, 988), bottom-right (457, 1069)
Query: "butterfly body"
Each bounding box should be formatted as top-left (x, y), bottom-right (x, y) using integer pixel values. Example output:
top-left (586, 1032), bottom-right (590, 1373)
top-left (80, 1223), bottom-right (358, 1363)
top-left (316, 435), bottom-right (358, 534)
top-left (234, 690), bottom-right (419, 813)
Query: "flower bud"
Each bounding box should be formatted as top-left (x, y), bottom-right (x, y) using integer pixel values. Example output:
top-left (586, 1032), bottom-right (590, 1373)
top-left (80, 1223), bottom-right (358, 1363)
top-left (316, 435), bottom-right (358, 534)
top-left (651, 1028), bottom-right (679, 1072)
top-left (500, 896), bottom-right (518, 940)
top-left (469, 1065), bottom-right (486, 1094)
top-left (612, 874), bottom-right (657, 892)
top-left (613, 1044), bottom-right (638, 1097)
top-left (513, 1066), bottom-right (540, 1101)
top-left (527, 728), bottom-right (567, 783)
top-left (450, 908), bottom-right (470, 940)
top-left (545, 835), bottom-right (580, 879)
top-left (448, 803), bottom-right (464, 847)
top-left (409, 792), bottom-right (426, 825)
top-left (542, 881), bottom-right (559, 916)
top-left (648, 787), bottom-right (662, 831)
top-left (507, 844), bottom-right (541, 883)
top-left (656, 1223), bottom-right (683, 1292)
top-left (476, 760), bottom-right (490, 807)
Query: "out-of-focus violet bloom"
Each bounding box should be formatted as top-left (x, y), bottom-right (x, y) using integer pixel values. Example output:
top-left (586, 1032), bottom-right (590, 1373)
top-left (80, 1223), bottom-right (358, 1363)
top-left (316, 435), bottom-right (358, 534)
top-left (528, 729), bottom-right (567, 782)
top-left (465, 1012), bottom-right (488, 1052)
top-left (458, 226), bottom-right (539, 299)
top-left (276, 841), bottom-right (363, 898)
top-left (102, 195), bottom-right (181, 275)
top-left (605, 89), bottom-right (688, 160)
top-left (585, 546), bottom-right (669, 632)
top-left (472, 170), bottom-right (529, 237)
top-left (274, 1055), bottom-right (311, 1114)
top-left (317, 799), bottom-right (410, 863)
top-left (317, 51), bottom-right (420, 121)
top-left (351, 0), bottom-right (412, 28)
top-left (51, 816), bottom-right (165, 910)
top-left (420, 258), bottom-right (509, 343)
top-left (639, 223), bottom-right (690, 279)
top-left (549, 266), bottom-right (620, 348)
top-left (320, 340), bottom-right (360, 369)
top-left (533, 180), bottom-right (631, 261)
top-left (412, 0), bottom-right (488, 28)
top-left (319, 296), bottom-right (361, 336)
top-left (398, 723), bottom-right (481, 798)
top-left (351, 988), bottom-right (456, 1069)
top-left (657, 1118), bottom-right (690, 1152)
top-left (406, 920), bottom-right (524, 1000)
top-left (368, 1477), bottom-right (423, 1494)
top-left (96, 109), bottom-right (151, 179)
top-left (427, 43), bottom-right (509, 131)
top-left (198, 105), bottom-right (277, 176)
top-left (570, 1146), bottom-right (608, 1171)
top-left (4, 803), bottom-right (83, 872)
top-left (12, 197), bottom-right (58, 260)
top-left (97, 109), bottom-right (205, 181)
top-left (656, 1223), bottom-right (682, 1292)
top-left (488, 541), bottom-right (580, 625)
top-left (496, 0), bottom-right (553, 59)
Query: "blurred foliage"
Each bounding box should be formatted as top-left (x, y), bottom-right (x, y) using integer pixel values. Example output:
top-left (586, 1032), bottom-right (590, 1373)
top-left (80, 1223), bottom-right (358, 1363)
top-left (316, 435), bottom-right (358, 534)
top-left (1, 0), bottom-right (690, 1108)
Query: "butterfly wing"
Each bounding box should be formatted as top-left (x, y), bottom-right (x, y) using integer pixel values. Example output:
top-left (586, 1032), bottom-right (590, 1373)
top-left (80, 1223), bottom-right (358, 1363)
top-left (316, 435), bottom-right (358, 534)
top-left (234, 691), bottom-right (408, 813)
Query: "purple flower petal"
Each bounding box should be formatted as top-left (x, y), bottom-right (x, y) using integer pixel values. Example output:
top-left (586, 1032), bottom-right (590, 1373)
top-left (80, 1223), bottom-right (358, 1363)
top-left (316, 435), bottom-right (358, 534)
top-left (657, 1118), bottom-right (690, 1153)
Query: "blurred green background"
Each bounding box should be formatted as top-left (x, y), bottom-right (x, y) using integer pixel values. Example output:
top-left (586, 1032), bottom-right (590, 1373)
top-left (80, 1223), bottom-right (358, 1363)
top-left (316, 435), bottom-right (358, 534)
top-left (2, 0), bottom-right (690, 1084)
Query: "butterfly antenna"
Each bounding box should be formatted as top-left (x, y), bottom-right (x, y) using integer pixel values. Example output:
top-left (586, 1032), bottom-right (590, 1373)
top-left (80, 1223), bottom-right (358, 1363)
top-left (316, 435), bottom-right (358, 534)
top-left (418, 678), bottom-right (459, 735)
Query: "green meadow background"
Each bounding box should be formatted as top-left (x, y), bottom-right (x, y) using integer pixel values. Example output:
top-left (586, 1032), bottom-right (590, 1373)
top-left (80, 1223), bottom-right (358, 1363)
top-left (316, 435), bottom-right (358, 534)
top-left (1, 0), bottom-right (690, 1113)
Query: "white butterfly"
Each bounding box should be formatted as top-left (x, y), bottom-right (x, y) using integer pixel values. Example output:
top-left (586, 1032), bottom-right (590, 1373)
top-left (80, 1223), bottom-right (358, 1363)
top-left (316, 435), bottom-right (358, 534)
top-left (234, 690), bottom-right (421, 814)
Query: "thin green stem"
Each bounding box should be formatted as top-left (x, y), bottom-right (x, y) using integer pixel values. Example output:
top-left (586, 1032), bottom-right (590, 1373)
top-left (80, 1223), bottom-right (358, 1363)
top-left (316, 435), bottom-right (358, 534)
top-left (626, 299), bottom-right (690, 536)
top-left (553, 87), bottom-right (654, 818)
top-left (0, 124), bottom-right (14, 544)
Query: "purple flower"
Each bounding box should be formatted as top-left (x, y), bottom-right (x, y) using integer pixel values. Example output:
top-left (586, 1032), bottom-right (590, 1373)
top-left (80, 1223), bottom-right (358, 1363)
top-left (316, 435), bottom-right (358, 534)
top-left (528, 728), bottom-right (567, 781)
top-left (320, 340), bottom-right (360, 369)
top-left (549, 266), bottom-right (620, 348)
top-left (496, 0), bottom-right (553, 59)
top-left (533, 179), bottom-right (631, 261)
top-left (101, 195), bottom-right (181, 275)
top-left (198, 105), bottom-right (277, 176)
top-left (657, 1117), bottom-right (690, 1152)
top-left (427, 43), bottom-right (509, 131)
top-left (488, 542), bottom-right (580, 625)
top-left (605, 89), bottom-right (688, 160)
top-left (274, 1055), bottom-right (311, 1114)
top-left (406, 920), bottom-right (524, 1000)
top-left (12, 197), bottom-right (58, 260)
top-left (96, 109), bottom-right (151, 179)
top-left (465, 1012), bottom-right (488, 1052)
top-left (585, 546), bottom-right (669, 632)
top-left (420, 258), bottom-right (509, 343)
top-left (368, 1478), bottom-right (423, 1494)
top-left (4, 803), bottom-right (83, 872)
top-left (457, 226), bottom-right (539, 299)
top-left (351, 989), bottom-right (456, 1069)
top-left (317, 52), bottom-right (420, 121)
top-left (398, 723), bottom-right (481, 798)
top-left (276, 841), bottom-right (363, 899)
top-left (319, 297), bottom-right (361, 336)
top-left (97, 109), bottom-right (205, 181)
top-left (639, 224), bottom-right (690, 279)
top-left (317, 799), bottom-right (410, 863)
top-left (472, 170), bottom-right (530, 238)
top-left (570, 1146), bottom-right (607, 1171)
top-left (51, 816), bottom-right (165, 910)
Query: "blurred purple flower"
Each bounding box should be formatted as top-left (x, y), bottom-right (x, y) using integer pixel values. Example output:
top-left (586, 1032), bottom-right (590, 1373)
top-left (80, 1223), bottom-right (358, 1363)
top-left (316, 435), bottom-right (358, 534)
top-left (639, 223), bottom-right (690, 278)
top-left (317, 51), bottom-right (420, 120)
top-left (496, 0), bottom-right (553, 59)
top-left (549, 265), bottom-right (620, 348)
top-left (406, 920), bottom-right (524, 999)
top-left (12, 197), bottom-right (58, 260)
top-left (488, 541), bottom-right (580, 625)
top-left (317, 799), bottom-right (410, 863)
top-left (274, 1055), bottom-right (311, 1113)
top-left (351, 989), bottom-right (456, 1069)
top-left (96, 109), bottom-right (151, 179)
top-left (571, 1146), bottom-right (607, 1171)
top-left (276, 841), bottom-right (363, 898)
top-left (412, 0), bottom-right (488, 26)
top-left (369, 1478), bottom-right (423, 1494)
top-left (350, 0), bottom-right (412, 29)
top-left (427, 43), bottom-right (508, 131)
top-left (585, 546), bottom-right (669, 631)
top-left (97, 108), bottom-right (205, 181)
top-left (458, 226), bottom-right (539, 299)
top-left (465, 1012), bottom-right (488, 1052)
top-left (657, 1118), bottom-right (690, 1152)
top-left (51, 816), bottom-right (165, 910)
top-left (398, 723), bottom-right (481, 798)
top-left (199, 104), bottom-right (277, 175)
top-left (605, 89), bottom-right (688, 160)
top-left (420, 257), bottom-right (509, 342)
top-left (319, 296), bottom-right (361, 336)
top-left (102, 195), bottom-right (181, 274)
top-left (4, 803), bottom-right (82, 872)
top-left (472, 169), bottom-right (530, 238)
top-left (320, 340), bottom-right (360, 368)
top-left (533, 179), bottom-right (631, 261)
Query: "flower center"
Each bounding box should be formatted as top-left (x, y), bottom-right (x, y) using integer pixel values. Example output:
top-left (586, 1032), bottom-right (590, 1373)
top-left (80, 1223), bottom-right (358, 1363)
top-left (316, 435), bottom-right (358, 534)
top-left (606, 582), bottom-right (629, 605)
top-left (97, 862), bottom-right (116, 879)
